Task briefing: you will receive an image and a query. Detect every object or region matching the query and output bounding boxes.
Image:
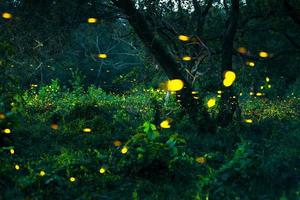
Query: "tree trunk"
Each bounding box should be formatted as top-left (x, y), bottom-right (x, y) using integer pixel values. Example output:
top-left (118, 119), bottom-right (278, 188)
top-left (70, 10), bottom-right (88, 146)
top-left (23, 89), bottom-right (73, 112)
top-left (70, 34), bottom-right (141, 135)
top-left (217, 0), bottom-right (239, 126)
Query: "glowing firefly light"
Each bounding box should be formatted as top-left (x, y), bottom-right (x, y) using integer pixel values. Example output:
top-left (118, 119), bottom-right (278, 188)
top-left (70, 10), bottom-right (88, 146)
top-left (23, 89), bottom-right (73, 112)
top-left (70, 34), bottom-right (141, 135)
top-left (259, 51), bottom-right (269, 58)
top-left (196, 156), bottom-right (206, 164)
top-left (10, 149), bottom-right (15, 155)
top-left (87, 18), bottom-right (97, 23)
top-left (178, 35), bottom-right (190, 41)
top-left (160, 120), bottom-right (171, 129)
top-left (99, 167), bottom-right (106, 174)
top-left (15, 164), bottom-right (20, 170)
top-left (237, 47), bottom-right (247, 54)
top-left (121, 147), bottom-right (128, 154)
top-left (3, 128), bottom-right (11, 134)
top-left (207, 98), bottom-right (216, 108)
top-left (83, 128), bottom-right (92, 133)
top-left (98, 53), bottom-right (108, 59)
top-left (166, 79), bottom-right (184, 92)
top-left (182, 56), bottom-right (192, 61)
top-left (2, 12), bottom-right (12, 19)
top-left (244, 119), bottom-right (253, 123)
top-left (51, 123), bottom-right (58, 130)
top-left (113, 140), bottom-right (122, 147)
top-left (39, 170), bottom-right (46, 176)
top-left (70, 177), bottom-right (76, 182)
top-left (0, 113), bottom-right (5, 120)
top-left (246, 61), bottom-right (255, 67)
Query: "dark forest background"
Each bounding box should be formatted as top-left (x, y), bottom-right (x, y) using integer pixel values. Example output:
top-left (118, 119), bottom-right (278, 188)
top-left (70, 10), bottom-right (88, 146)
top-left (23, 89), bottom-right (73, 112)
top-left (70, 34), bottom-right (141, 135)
top-left (0, 0), bottom-right (300, 199)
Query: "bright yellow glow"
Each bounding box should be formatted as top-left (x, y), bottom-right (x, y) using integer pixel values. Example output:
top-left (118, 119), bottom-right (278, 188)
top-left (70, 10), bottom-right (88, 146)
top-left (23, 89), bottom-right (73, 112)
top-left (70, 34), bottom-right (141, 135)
top-left (249, 92), bottom-right (254, 96)
top-left (217, 95), bottom-right (221, 98)
top-left (113, 140), bottom-right (122, 147)
top-left (237, 47), bottom-right (247, 54)
top-left (266, 77), bottom-right (270, 82)
top-left (256, 92), bottom-right (263, 96)
top-left (192, 91), bottom-right (198, 94)
top-left (260, 86), bottom-right (264, 90)
top-left (223, 71), bottom-right (236, 87)
top-left (4, 128), bottom-right (11, 134)
top-left (166, 79), bottom-right (184, 92)
top-left (15, 164), bottom-right (20, 170)
top-left (224, 71), bottom-right (236, 81)
top-left (10, 149), bottom-right (15, 155)
top-left (259, 51), bottom-right (269, 58)
top-left (70, 177), bottom-right (76, 182)
top-left (121, 147), bottom-right (128, 154)
top-left (268, 84), bottom-right (271, 89)
top-left (51, 123), bottom-right (58, 130)
top-left (240, 93), bottom-right (243, 96)
top-left (99, 167), bottom-right (106, 174)
top-left (244, 119), bottom-right (253, 123)
top-left (160, 120), bottom-right (171, 129)
top-left (83, 128), bottom-right (92, 133)
top-left (40, 170), bottom-right (46, 176)
top-left (193, 96), bottom-right (200, 99)
top-left (196, 156), bottom-right (206, 164)
top-left (207, 98), bottom-right (216, 108)
top-left (223, 79), bottom-right (233, 87)
top-left (178, 35), bottom-right (189, 41)
top-left (87, 18), bottom-right (97, 23)
top-left (247, 61), bottom-right (255, 67)
top-left (182, 56), bottom-right (192, 61)
top-left (98, 53), bottom-right (108, 59)
top-left (2, 12), bottom-right (12, 19)
top-left (217, 90), bottom-right (222, 94)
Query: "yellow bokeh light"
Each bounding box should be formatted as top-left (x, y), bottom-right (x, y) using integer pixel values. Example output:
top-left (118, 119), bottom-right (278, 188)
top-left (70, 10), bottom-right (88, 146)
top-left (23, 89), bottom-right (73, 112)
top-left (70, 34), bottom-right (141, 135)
top-left (244, 119), bottom-right (253, 123)
top-left (15, 164), bottom-right (20, 170)
top-left (113, 140), bottom-right (122, 147)
top-left (266, 77), bottom-right (270, 82)
top-left (0, 113), bottom-right (6, 120)
top-left (10, 149), bottom-right (15, 155)
top-left (51, 123), bottom-right (58, 130)
top-left (160, 120), bottom-right (171, 129)
top-left (223, 71), bottom-right (236, 87)
top-left (217, 90), bottom-right (222, 94)
top-left (224, 71), bottom-right (236, 82)
top-left (83, 128), bottom-right (92, 133)
top-left (268, 84), bottom-right (271, 89)
top-left (98, 53), bottom-right (108, 59)
top-left (223, 79), bottom-right (233, 87)
top-left (249, 92), bottom-right (254, 96)
top-left (178, 35), bottom-right (190, 41)
top-left (207, 98), bottom-right (216, 108)
top-left (192, 91), bottom-right (198, 94)
top-left (2, 12), bottom-right (12, 19)
top-left (99, 167), bottom-right (106, 174)
top-left (259, 51), bottom-right (269, 58)
top-left (196, 156), bottom-right (206, 164)
top-left (182, 56), bottom-right (192, 61)
top-left (40, 170), bottom-right (46, 176)
top-left (256, 92), bottom-right (263, 96)
top-left (166, 79), bottom-right (184, 92)
top-left (247, 61), bottom-right (255, 67)
top-left (121, 147), bottom-right (128, 154)
top-left (70, 177), bottom-right (76, 182)
top-left (87, 18), bottom-right (97, 23)
top-left (4, 128), bottom-right (11, 134)
top-left (237, 47), bottom-right (247, 54)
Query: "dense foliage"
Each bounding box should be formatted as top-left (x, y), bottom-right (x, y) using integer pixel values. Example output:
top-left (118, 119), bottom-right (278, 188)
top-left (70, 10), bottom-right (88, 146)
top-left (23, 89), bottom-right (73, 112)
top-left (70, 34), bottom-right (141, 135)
top-left (0, 0), bottom-right (300, 199)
